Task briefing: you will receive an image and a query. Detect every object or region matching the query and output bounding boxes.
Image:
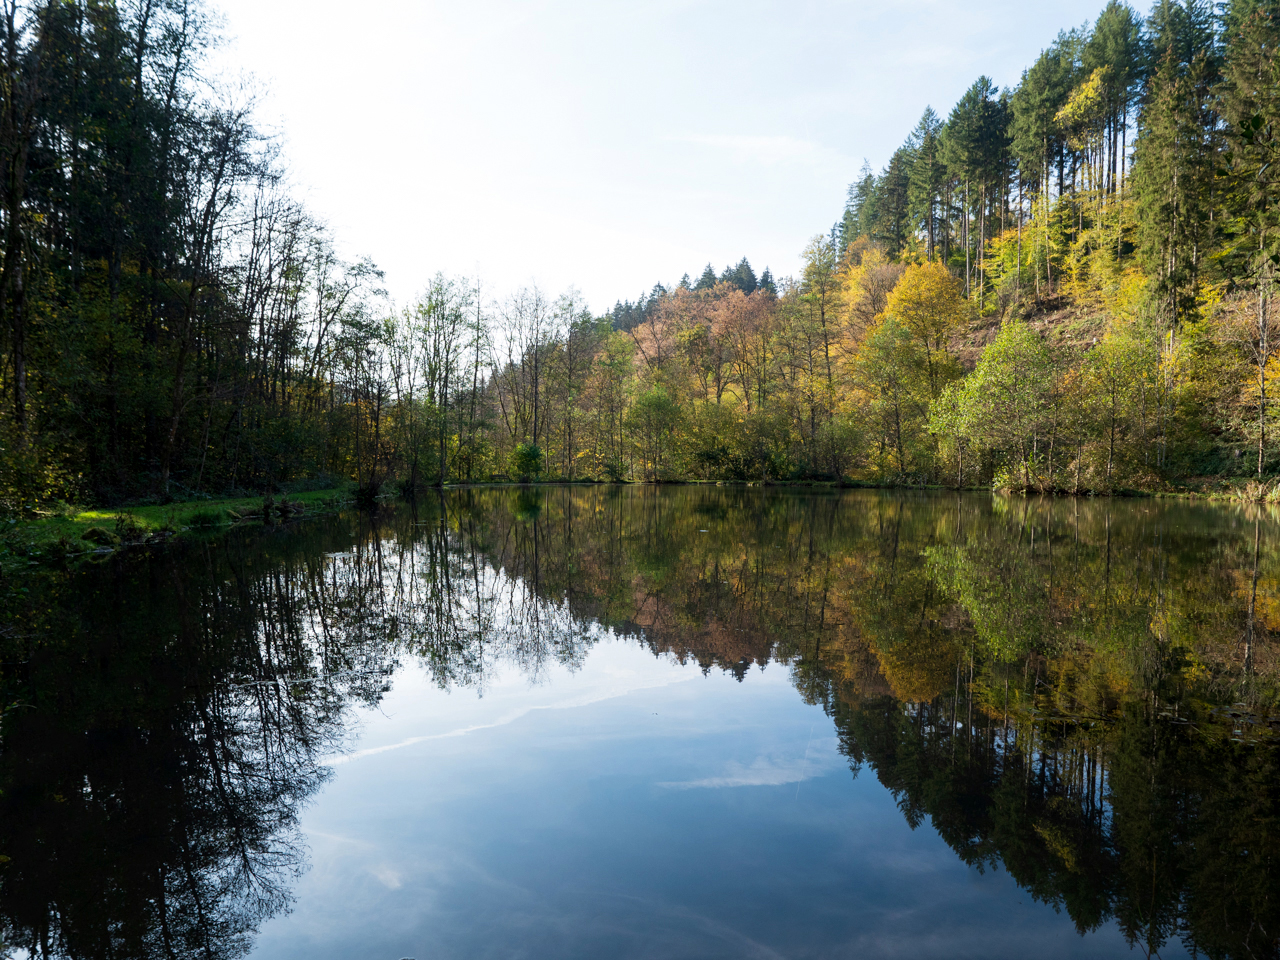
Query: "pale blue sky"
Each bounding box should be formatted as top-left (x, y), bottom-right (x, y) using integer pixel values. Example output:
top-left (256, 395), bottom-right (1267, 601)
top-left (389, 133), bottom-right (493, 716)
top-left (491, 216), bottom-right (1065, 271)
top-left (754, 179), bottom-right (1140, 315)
top-left (210, 0), bottom-right (1115, 311)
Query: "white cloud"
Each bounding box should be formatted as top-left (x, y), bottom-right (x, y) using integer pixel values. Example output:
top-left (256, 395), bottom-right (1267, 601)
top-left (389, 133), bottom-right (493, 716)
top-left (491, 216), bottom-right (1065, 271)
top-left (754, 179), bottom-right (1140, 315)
top-left (659, 739), bottom-right (843, 789)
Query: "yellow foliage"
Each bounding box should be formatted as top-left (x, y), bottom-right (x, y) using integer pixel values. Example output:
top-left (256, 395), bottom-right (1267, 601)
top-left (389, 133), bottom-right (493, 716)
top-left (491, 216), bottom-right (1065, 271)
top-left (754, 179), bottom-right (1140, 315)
top-left (1231, 568), bottom-right (1280, 631)
top-left (872, 634), bottom-right (963, 702)
top-left (884, 261), bottom-right (968, 352)
top-left (1103, 268), bottom-right (1148, 327)
top-left (841, 247), bottom-right (891, 304)
top-left (1034, 820), bottom-right (1079, 873)
top-left (1056, 67), bottom-right (1110, 153)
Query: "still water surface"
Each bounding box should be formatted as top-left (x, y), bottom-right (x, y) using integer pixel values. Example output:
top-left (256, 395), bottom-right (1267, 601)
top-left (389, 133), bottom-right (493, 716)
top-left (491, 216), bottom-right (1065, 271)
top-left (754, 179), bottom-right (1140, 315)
top-left (4, 488), bottom-right (1278, 958)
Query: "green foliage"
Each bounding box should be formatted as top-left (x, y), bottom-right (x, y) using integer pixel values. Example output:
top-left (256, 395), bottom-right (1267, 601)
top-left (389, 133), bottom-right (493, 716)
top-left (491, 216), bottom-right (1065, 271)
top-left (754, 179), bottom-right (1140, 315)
top-left (10, 0), bottom-right (1280, 500)
top-left (625, 386), bottom-right (682, 481)
top-left (186, 509), bottom-right (226, 529)
top-left (932, 322), bottom-right (1056, 489)
top-left (1132, 50), bottom-right (1220, 326)
top-left (510, 443), bottom-right (544, 481)
top-left (80, 526), bottom-right (119, 546)
top-left (0, 421), bottom-right (81, 517)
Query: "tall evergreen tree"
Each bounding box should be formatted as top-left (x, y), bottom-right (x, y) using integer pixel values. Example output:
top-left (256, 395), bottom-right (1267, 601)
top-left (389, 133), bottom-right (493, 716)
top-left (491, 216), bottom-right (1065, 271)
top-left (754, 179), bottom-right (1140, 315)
top-left (840, 161), bottom-right (878, 248)
top-left (908, 108), bottom-right (947, 259)
top-left (1217, 7), bottom-right (1280, 474)
top-left (1085, 1), bottom-right (1145, 193)
top-left (945, 76), bottom-right (1011, 300)
top-left (719, 259), bottom-right (758, 293)
top-left (1011, 31), bottom-right (1080, 200)
top-left (1133, 8), bottom-right (1220, 328)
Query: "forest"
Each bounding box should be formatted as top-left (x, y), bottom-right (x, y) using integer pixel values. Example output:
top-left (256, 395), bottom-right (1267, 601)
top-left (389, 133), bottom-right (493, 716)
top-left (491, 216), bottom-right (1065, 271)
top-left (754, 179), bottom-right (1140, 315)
top-left (6, 0), bottom-right (1280, 509)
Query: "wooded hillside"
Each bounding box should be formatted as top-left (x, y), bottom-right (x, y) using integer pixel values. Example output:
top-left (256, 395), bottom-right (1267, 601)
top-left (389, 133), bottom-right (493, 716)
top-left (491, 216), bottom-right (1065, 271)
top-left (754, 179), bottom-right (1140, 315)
top-left (3, 0), bottom-right (1280, 507)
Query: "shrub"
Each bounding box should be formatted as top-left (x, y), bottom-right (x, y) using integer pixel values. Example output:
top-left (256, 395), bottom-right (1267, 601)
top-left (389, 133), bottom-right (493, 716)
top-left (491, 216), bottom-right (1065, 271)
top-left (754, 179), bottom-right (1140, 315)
top-left (82, 526), bottom-right (120, 546)
top-left (186, 509), bottom-right (224, 528)
top-left (510, 443), bottom-right (544, 482)
top-left (113, 513), bottom-right (147, 542)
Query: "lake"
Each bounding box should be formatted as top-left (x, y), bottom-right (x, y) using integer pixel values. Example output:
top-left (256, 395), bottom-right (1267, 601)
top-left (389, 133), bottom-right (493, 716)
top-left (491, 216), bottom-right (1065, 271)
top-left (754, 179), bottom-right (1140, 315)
top-left (2, 487), bottom-right (1277, 959)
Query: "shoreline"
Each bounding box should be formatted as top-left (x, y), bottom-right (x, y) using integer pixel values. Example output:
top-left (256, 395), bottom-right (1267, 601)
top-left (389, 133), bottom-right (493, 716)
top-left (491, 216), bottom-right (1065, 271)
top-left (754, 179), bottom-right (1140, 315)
top-left (0, 478), bottom-right (1267, 577)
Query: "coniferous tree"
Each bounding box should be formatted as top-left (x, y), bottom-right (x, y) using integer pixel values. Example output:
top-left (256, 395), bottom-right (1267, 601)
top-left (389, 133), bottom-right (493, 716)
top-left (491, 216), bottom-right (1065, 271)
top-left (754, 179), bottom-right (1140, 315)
top-left (876, 147), bottom-right (916, 257)
top-left (1218, 7), bottom-right (1280, 474)
top-left (945, 76), bottom-right (1011, 302)
top-left (722, 258), bottom-right (758, 293)
top-left (1133, 35), bottom-right (1219, 328)
top-left (1084, 0), bottom-right (1145, 193)
top-left (840, 161), bottom-right (878, 247)
top-left (907, 108), bottom-right (947, 259)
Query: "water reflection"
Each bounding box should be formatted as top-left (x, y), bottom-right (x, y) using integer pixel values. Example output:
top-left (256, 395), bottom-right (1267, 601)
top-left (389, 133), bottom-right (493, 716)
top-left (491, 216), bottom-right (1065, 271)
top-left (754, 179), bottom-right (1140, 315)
top-left (2, 489), bottom-right (1278, 958)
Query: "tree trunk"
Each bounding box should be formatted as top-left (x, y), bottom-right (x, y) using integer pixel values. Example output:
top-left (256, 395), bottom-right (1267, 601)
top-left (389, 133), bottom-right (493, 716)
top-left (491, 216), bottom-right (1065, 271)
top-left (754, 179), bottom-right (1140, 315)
top-left (1260, 285), bottom-right (1268, 480)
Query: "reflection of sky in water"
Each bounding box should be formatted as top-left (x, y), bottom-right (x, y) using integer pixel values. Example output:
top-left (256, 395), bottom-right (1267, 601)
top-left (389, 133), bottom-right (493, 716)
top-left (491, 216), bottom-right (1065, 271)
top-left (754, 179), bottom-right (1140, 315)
top-left (250, 640), bottom-right (1179, 960)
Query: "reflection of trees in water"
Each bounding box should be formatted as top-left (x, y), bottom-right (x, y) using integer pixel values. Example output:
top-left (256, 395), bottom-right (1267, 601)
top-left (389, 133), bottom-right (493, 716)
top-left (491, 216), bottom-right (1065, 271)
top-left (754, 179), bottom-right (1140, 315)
top-left (0, 502), bottom-right (612, 959)
top-left (4, 488), bottom-right (1280, 958)
top-left (450, 486), bottom-right (1280, 959)
top-left (0, 526), bottom-right (394, 959)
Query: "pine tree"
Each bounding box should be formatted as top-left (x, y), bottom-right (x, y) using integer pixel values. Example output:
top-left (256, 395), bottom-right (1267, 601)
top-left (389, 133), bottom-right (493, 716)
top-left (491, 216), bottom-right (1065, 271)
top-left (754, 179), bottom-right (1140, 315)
top-left (945, 76), bottom-right (1011, 302)
top-left (1133, 39), bottom-right (1219, 328)
top-left (1218, 7), bottom-right (1280, 475)
top-left (876, 147), bottom-right (916, 258)
top-left (729, 258), bottom-right (758, 293)
top-left (1084, 1), bottom-right (1144, 194)
top-left (841, 161), bottom-right (878, 248)
top-left (1146, 0), bottom-right (1218, 73)
top-left (694, 264), bottom-right (718, 291)
top-left (908, 109), bottom-right (947, 259)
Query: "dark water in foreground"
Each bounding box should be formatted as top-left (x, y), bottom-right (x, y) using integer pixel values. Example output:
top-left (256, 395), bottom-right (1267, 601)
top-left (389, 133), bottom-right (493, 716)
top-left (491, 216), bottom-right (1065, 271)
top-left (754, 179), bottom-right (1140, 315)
top-left (3, 487), bottom-right (1279, 959)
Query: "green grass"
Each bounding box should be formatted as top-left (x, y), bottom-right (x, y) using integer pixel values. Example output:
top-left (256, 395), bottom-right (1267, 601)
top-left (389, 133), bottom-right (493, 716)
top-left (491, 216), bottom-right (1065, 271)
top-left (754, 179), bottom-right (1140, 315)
top-left (0, 489), bottom-right (351, 573)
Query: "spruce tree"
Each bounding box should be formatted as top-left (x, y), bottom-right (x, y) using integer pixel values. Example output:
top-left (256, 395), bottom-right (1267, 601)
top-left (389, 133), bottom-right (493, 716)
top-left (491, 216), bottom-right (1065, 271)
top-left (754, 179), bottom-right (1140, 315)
top-left (1084, 1), bottom-right (1144, 193)
top-left (877, 146), bottom-right (915, 257)
top-left (729, 257), bottom-right (758, 293)
top-left (908, 109), bottom-right (947, 259)
top-left (1218, 7), bottom-right (1280, 475)
top-left (841, 161), bottom-right (878, 247)
top-left (945, 76), bottom-right (1011, 301)
top-left (1133, 27), bottom-right (1220, 328)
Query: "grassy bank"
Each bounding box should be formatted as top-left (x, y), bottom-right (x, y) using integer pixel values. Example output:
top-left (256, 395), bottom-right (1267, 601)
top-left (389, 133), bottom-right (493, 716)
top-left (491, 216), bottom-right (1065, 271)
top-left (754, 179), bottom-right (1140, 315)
top-left (0, 489), bottom-right (351, 574)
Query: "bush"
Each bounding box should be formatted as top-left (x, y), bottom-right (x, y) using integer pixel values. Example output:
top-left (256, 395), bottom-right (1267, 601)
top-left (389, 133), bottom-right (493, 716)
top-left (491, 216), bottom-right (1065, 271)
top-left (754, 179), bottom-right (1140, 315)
top-left (510, 443), bottom-right (544, 482)
top-left (0, 421), bottom-right (82, 517)
top-left (81, 526), bottom-right (120, 546)
top-left (186, 509), bottom-right (224, 528)
top-left (113, 513), bottom-right (147, 542)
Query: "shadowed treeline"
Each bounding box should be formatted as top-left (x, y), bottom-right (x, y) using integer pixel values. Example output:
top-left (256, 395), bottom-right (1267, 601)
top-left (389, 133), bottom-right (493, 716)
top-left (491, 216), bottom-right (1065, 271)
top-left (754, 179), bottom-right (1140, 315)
top-left (2, 488), bottom-right (1278, 957)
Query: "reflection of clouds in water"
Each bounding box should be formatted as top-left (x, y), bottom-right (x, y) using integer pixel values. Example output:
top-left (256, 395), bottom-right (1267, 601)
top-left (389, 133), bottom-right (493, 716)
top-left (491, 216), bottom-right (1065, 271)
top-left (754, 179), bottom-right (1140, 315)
top-left (658, 739), bottom-right (842, 789)
top-left (329, 673), bottom-right (698, 766)
top-left (564, 893), bottom-right (793, 960)
top-left (369, 866), bottom-right (403, 889)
